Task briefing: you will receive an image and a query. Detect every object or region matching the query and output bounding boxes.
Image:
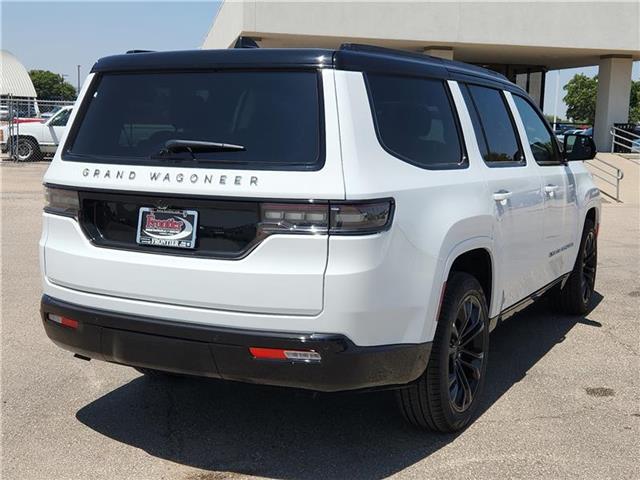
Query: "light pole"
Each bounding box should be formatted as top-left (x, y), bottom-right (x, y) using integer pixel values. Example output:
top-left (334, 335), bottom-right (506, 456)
top-left (77, 65), bottom-right (81, 94)
top-left (552, 70), bottom-right (560, 131)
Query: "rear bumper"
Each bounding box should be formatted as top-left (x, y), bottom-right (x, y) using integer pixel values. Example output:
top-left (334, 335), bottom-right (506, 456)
top-left (40, 295), bottom-right (431, 392)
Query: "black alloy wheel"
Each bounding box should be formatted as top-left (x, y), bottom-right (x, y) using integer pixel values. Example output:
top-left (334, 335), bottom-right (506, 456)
top-left (555, 218), bottom-right (598, 315)
top-left (581, 229), bottom-right (597, 305)
top-left (397, 272), bottom-right (489, 432)
top-left (448, 295), bottom-right (485, 413)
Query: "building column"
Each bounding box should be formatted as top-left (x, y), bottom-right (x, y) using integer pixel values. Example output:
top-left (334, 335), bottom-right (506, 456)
top-left (423, 47), bottom-right (454, 60)
top-left (593, 55), bottom-right (633, 151)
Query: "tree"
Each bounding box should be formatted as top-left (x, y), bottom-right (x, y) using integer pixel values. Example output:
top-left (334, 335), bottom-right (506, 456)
top-left (629, 80), bottom-right (640, 124)
top-left (563, 74), bottom-right (598, 123)
top-left (563, 74), bottom-right (640, 125)
top-left (28, 70), bottom-right (76, 101)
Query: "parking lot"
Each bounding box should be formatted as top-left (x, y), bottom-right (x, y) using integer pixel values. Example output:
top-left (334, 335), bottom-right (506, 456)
top-left (1, 161), bottom-right (638, 480)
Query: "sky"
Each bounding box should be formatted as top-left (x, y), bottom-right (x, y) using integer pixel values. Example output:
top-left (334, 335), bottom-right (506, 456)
top-left (1, 1), bottom-right (220, 91)
top-left (544, 64), bottom-right (639, 120)
top-left (2, 0), bottom-right (638, 119)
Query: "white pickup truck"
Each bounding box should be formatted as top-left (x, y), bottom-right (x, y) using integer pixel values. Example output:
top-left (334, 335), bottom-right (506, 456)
top-left (1, 106), bottom-right (72, 161)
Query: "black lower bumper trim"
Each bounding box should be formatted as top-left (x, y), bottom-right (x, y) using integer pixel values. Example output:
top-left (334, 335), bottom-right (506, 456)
top-left (40, 295), bottom-right (431, 392)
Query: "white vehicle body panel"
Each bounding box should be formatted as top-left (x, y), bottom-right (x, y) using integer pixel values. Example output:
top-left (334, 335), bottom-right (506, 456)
top-left (43, 213), bottom-right (328, 316)
top-left (40, 65), bottom-right (600, 349)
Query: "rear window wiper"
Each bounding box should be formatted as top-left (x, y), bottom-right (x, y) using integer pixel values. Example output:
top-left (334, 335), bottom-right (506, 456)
top-left (164, 139), bottom-right (245, 155)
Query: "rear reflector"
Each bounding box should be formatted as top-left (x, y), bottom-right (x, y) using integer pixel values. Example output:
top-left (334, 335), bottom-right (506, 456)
top-left (48, 313), bottom-right (79, 329)
top-left (249, 347), bottom-right (321, 363)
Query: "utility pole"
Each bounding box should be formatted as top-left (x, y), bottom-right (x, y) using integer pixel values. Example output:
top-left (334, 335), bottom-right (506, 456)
top-left (77, 65), bottom-right (81, 94)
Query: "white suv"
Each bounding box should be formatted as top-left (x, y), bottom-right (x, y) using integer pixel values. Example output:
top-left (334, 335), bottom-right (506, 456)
top-left (39, 45), bottom-right (600, 432)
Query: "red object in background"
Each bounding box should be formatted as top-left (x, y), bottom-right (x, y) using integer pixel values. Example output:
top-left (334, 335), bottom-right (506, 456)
top-left (14, 118), bottom-right (45, 124)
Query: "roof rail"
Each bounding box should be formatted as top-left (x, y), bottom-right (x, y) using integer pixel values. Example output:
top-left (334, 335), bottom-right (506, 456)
top-left (340, 42), bottom-right (510, 83)
top-left (340, 43), bottom-right (431, 61)
top-left (125, 50), bottom-right (155, 54)
top-left (234, 37), bottom-right (260, 49)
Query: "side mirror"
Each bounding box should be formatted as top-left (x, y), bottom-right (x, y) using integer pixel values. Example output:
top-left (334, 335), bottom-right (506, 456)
top-left (563, 133), bottom-right (596, 161)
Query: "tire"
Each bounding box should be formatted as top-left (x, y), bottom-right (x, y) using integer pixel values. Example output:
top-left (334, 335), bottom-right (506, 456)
top-left (556, 218), bottom-right (597, 315)
top-left (397, 272), bottom-right (489, 432)
top-left (15, 137), bottom-right (41, 162)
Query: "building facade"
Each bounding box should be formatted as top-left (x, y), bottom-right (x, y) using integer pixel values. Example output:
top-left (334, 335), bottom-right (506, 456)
top-left (202, 1), bottom-right (640, 150)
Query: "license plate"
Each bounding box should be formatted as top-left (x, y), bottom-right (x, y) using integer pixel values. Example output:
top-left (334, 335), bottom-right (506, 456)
top-left (136, 207), bottom-right (198, 249)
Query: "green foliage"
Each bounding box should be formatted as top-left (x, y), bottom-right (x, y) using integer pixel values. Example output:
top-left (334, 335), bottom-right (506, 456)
top-left (28, 70), bottom-right (76, 101)
top-left (629, 80), bottom-right (640, 124)
top-left (563, 74), bottom-right (598, 123)
top-left (563, 74), bottom-right (640, 125)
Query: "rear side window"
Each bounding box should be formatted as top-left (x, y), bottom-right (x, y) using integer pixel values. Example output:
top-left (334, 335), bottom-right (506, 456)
top-left (65, 71), bottom-right (323, 170)
top-left (366, 74), bottom-right (466, 169)
top-left (460, 86), bottom-right (489, 160)
top-left (512, 95), bottom-right (562, 165)
top-left (464, 84), bottom-right (523, 165)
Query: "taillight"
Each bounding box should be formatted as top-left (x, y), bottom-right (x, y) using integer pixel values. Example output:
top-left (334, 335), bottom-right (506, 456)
top-left (260, 202), bottom-right (329, 234)
top-left (258, 199), bottom-right (394, 236)
top-left (44, 186), bottom-right (79, 217)
top-left (330, 200), bottom-right (394, 234)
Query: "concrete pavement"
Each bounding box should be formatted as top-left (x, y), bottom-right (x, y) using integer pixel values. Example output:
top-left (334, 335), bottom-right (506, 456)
top-left (1, 161), bottom-right (638, 480)
top-left (586, 153), bottom-right (639, 204)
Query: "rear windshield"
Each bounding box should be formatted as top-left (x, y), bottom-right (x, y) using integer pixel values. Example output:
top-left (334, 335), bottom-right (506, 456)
top-left (64, 70), bottom-right (323, 170)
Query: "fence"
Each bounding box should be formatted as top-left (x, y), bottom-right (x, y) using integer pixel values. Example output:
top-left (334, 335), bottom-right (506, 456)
top-left (1, 95), bottom-right (75, 162)
top-left (610, 125), bottom-right (640, 155)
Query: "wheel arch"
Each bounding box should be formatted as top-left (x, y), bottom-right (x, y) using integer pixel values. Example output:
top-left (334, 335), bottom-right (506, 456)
top-left (448, 247), bottom-right (493, 314)
top-left (427, 238), bottom-right (497, 343)
top-left (585, 205), bottom-right (598, 227)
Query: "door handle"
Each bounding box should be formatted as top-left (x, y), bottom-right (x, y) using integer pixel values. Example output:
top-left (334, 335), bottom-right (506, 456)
top-left (492, 190), bottom-right (512, 202)
top-left (544, 184), bottom-right (560, 198)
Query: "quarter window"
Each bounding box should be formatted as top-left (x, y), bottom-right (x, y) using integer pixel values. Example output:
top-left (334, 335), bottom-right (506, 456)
top-left (513, 95), bottom-right (562, 165)
top-left (367, 74), bottom-right (466, 169)
top-left (465, 84), bottom-right (523, 165)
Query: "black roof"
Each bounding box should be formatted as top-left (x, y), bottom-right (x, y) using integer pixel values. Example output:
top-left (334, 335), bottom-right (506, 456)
top-left (91, 43), bottom-right (521, 93)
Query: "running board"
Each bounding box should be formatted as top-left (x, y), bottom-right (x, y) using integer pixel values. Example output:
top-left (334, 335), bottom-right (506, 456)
top-left (489, 273), bottom-right (570, 331)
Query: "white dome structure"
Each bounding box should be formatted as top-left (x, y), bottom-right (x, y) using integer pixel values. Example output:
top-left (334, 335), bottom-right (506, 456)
top-left (0, 50), bottom-right (37, 98)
